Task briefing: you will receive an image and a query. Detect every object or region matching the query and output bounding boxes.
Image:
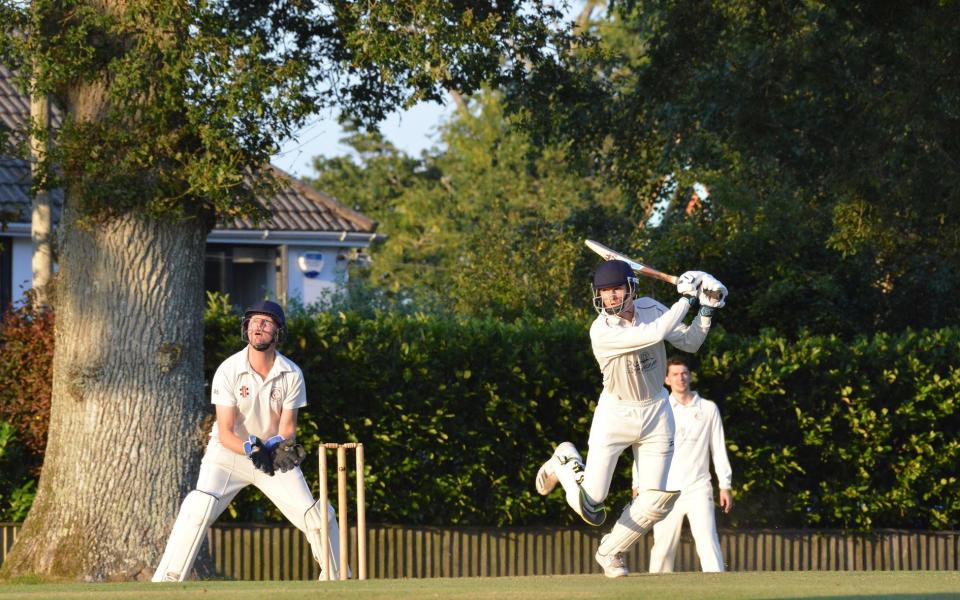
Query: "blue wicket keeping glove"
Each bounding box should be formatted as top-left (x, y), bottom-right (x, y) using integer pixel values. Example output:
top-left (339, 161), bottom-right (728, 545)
top-left (244, 435), bottom-right (283, 476)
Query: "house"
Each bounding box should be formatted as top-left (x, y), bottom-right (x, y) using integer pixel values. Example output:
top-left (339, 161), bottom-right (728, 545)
top-left (0, 66), bottom-right (380, 310)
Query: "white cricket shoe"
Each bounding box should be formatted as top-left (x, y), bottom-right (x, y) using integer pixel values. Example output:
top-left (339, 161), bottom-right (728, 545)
top-left (595, 549), bottom-right (629, 578)
top-left (535, 442), bottom-right (579, 495)
top-left (535, 456), bottom-right (560, 495)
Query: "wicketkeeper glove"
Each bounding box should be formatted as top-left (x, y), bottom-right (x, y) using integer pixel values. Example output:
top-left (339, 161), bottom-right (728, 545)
top-left (244, 435), bottom-right (283, 476)
top-left (271, 438), bottom-right (307, 473)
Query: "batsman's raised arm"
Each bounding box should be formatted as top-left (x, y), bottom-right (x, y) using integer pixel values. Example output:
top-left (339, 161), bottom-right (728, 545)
top-left (590, 298), bottom-right (691, 358)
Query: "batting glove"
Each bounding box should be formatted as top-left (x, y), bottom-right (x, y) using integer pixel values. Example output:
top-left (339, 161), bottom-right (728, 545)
top-left (698, 274), bottom-right (728, 308)
top-left (676, 270), bottom-right (706, 297)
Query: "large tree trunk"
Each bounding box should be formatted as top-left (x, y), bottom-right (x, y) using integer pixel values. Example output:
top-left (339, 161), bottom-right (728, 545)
top-left (0, 206), bottom-right (210, 580)
top-left (2, 1), bottom-right (217, 579)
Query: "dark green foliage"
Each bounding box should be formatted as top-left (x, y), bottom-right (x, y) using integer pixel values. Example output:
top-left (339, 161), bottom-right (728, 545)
top-left (701, 327), bottom-right (960, 531)
top-left (0, 421), bottom-right (37, 521)
top-left (509, 0), bottom-right (960, 336)
top-left (203, 295), bottom-right (606, 526)
top-left (3, 298), bottom-right (958, 529)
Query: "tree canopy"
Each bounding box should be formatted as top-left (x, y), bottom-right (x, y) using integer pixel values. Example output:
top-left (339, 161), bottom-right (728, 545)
top-left (310, 0), bottom-right (960, 336)
top-left (0, 0), bottom-right (565, 222)
top-left (519, 0), bottom-right (960, 335)
top-left (309, 93), bottom-right (631, 321)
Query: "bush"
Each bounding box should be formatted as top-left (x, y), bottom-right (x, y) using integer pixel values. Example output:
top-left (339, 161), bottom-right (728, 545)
top-left (0, 302), bottom-right (53, 461)
top-left (700, 327), bottom-right (960, 530)
top-left (0, 300), bottom-right (51, 521)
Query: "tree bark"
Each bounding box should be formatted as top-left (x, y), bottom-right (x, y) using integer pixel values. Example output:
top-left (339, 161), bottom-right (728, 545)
top-left (0, 206), bottom-right (210, 581)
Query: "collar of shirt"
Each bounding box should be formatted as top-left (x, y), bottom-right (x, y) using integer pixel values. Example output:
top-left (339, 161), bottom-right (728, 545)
top-left (242, 350), bottom-right (295, 382)
top-left (669, 391), bottom-right (702, 410)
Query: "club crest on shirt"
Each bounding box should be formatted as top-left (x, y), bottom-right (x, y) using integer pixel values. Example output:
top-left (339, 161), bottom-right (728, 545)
top-left (240, 385), bottom-right (249, 398)
top-left (270, 384), bottom-right (283, 402)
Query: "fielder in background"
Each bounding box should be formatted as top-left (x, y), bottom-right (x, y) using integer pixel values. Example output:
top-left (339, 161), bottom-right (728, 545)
top-left (641, 355), bottom-right (733, 573)
top-left (153, 301), bottom-right (347, 582)
top-left (535, 259), bottom-right (727, 578)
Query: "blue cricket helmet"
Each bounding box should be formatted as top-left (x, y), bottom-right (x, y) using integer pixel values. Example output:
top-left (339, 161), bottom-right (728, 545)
top-left (241, 300), bottom-right (287, 345)
top-left (592, 260), bottom-right (639, 316)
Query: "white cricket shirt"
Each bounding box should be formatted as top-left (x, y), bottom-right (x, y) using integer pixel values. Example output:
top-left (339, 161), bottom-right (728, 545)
top-left (209, 347), bottom-right (308, 441)
top-left (590, 297), bottom-right (711, 403)
top-left (665, 392), bottom-right (733, 492)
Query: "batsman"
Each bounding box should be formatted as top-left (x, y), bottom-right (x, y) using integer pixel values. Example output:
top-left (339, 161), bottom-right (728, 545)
top-left (535, 257), bottom-right (727, 577)
top-left (152, 301), bottom-right (347, 582)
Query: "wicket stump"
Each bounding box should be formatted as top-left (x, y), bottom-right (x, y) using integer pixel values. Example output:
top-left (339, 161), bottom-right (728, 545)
top-left (318, 442), bottom-right (366, 580)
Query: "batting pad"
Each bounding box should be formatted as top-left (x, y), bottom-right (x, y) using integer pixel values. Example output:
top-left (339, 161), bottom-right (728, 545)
top-left (552, 443), bottom-right (608, 527)
top-left (152, 490), bottom-right (218, 582)
top-left (597, 489), bottom-right (680, 556)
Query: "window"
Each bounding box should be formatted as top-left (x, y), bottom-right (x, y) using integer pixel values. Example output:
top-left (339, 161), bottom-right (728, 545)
top-left (205, 244), bottom-right (278, 310)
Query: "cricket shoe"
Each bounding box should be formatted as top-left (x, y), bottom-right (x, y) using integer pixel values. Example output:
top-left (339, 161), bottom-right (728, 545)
top-left (535, 442), bottom-right (580, 495)
top-left (595, 537), bottom-right (629, 578)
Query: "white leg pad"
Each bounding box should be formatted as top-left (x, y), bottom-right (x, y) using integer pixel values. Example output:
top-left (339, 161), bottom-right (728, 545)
top-left (597, 489), bottom-right (680, 557)
top-left (152, 490), bottom-right (218, 582)
top-left (305, 500), bottom-right (352, 580)
top-left (552, 442), bottom-right (607, 526)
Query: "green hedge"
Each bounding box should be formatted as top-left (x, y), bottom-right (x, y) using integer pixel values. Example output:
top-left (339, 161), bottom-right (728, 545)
top-left (204, 295), bottom-right (602, 526)
top-left (3, 297), bottom-right (958, 530)
top-left (698, 328), bottom-right (960, 530)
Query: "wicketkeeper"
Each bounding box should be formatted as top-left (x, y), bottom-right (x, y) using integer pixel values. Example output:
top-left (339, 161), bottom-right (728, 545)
top-left (152, 300), bottom-right (347, 582)
top-left (535, 260), bottom-right (726, 577)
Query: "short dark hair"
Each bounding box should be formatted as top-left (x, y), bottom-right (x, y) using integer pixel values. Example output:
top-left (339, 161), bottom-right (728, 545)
top-left (666, 355), bottom-right (690, 370)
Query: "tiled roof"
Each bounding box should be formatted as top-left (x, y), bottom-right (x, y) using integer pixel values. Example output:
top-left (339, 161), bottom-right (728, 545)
top-left (230, 165), bottom-right (377, 234)
top-left (0, 67), bottom-right (376, 234)
top-left (0, 66), bottom-right (64, 222)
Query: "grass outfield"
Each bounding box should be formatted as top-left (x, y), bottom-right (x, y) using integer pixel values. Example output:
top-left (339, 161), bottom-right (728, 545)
top-left (0, 572), bottom-right (959, 600)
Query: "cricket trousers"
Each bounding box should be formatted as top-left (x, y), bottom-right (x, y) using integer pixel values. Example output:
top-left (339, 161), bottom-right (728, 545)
top-left (582, 389), bottom-right (675, 504)
top-left (196, 439), bottom-right (319, 529)
top-left (648, 484), bottom-right (724, 572)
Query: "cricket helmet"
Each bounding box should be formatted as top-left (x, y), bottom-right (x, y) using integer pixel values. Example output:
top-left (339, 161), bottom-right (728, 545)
top-left (241, 300), bottom-right (287, 347)
top-left (592, 260), bottom-right (638, 316)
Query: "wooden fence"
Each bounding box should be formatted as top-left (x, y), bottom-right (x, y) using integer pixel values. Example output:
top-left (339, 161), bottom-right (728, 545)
top-left (1, 523), bottom-right (957, 579)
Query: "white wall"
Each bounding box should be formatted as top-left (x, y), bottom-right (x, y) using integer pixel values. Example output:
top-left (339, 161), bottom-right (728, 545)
top-left (286, 247), bottom-right (349, 307)
top-left (9, 237), bottom-right (355, 308)
top-left (11, 237), bottom-right (34, 306)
